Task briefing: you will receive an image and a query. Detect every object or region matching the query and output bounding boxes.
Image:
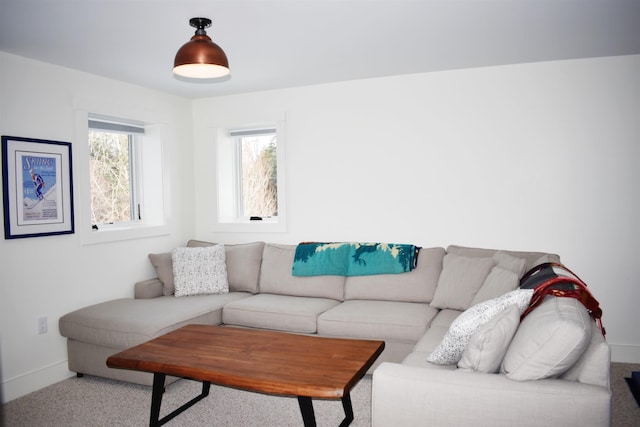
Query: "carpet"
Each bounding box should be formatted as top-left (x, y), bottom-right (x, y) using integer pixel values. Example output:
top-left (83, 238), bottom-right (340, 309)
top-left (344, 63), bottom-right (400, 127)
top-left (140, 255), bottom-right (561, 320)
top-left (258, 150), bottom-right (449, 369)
top-left (2, 375), bottom-right (372, 427)
top-left (4, 363), bottom-right (640, 426)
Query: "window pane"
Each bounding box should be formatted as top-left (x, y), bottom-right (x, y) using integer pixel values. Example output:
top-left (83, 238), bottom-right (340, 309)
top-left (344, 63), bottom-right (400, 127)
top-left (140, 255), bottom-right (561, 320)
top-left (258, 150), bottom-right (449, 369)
top-left (240, 134), bottom-right (277, 217)
top-left (88, 130), bottom-right (132, 224)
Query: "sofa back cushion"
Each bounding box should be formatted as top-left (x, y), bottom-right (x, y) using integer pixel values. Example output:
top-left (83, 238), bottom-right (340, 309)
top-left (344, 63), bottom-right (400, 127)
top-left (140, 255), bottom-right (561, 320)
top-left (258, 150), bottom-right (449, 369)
top-left (430, 254), bottom-right (496, 310)
top-left (344, 247), bottom-right (445, 303)
top-left (259, 243), bottom-right (345, 300)
top-left (446, 245), bottom-right (560, 273)
top-left (187, 240), bottom-right (264, 294)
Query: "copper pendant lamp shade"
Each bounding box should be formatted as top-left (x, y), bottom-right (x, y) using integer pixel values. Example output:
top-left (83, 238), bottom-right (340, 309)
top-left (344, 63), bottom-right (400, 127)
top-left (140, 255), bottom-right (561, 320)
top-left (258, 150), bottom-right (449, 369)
top-left (173, 17), bottom-right (230, 79)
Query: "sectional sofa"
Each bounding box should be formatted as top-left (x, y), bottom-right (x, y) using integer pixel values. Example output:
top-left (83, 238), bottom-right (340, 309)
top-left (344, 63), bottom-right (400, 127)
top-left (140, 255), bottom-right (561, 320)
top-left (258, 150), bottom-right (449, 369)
top-left (58, 240), bottom-right (611, 426)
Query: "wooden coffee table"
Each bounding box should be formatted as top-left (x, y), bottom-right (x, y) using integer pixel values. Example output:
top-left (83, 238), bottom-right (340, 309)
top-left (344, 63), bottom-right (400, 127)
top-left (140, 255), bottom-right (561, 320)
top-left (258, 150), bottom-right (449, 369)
top-left (106, 324), bottom-right (384, 426)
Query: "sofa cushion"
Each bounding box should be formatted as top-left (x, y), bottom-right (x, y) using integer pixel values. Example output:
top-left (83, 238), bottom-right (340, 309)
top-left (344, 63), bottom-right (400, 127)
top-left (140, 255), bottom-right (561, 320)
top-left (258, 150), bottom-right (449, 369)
top-left (172, 245), bottom-right (229, 297)
top-left (259, 244), bottom-right (345, 300)
top-left (492, 251), bottom-right (527, 276)
top-left (187, 240), bottom-right (264, 294)
top-left (222, 242), bottom-right (264, 293)
top-left (427, 289), bottom-right (533, 365)
top-left (344, 247), bottom-right (444, 303)
top-left (58, 293), bottom-right (251, 349)
top-left (501, 296), bottom-right (593, 381)
top-left (222, 293), bottom-right (340, 333)
top-left (446, 245), bottom-right (560, 273)
top-left (457, 304), bottom-right (520, 373)
top-left (148, 252), bottom-right (175, 296)
top-left (561, 320), bottom-right (610, 388)
top-left (469, 267), bottom-right (520, 306)
top-left (149, 241), bottom-right (264, 295)
top-left (317, 300), bottom-right (438, 342)
top-left (430, 254), bottom-right (495, 310)
top-left (413, 309), bottom-right (462, 354)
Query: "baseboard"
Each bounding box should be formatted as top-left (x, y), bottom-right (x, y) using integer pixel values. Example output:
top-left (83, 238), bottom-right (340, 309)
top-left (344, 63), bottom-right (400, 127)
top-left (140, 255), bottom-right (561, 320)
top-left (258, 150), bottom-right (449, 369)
top-left (1, 359), bottom-right (74, 403)
top-left (610, 344), bottom-right (640, 364)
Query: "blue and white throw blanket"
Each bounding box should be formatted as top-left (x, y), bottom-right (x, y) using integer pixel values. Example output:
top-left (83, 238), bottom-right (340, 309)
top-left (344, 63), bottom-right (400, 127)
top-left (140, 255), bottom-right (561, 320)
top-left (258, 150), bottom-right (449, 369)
top-left (292, 242), bottom-right (420, 276)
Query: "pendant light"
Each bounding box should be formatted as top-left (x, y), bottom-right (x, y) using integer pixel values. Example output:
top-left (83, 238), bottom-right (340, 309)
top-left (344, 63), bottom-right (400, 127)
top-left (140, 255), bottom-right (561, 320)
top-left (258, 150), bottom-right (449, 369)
top-left (173, 17), bottom-right (230, 79)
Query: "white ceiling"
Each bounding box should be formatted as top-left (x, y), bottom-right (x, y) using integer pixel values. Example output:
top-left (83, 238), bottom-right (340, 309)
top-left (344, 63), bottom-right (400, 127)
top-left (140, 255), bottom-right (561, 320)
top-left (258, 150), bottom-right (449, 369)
top-left (1, 0), bottom-right (639, 99)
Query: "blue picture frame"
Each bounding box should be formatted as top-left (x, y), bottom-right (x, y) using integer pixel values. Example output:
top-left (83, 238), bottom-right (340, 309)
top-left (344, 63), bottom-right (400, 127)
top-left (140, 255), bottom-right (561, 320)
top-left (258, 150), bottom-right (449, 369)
top-left (2, 135), bottom-right (75, 239)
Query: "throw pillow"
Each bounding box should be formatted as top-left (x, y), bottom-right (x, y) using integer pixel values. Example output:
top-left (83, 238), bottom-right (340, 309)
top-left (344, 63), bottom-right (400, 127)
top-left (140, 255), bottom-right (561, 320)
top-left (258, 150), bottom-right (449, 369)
top-left (427, 289), bottom-right (533, 365)
top-left (493, 251), bottom-right (527, 277)
top-left (430, 254), bottom-right (496, 310)
top-left (501, 296), bottom-right (592, 381)
top-left (457, 305), bottom-right (521, 373)
top-left (469, 267), bottom-right (520, 306)
top-left (148, 252), bottom-right (174, 296)
top-left (172, 245), bottom-right (229, 297)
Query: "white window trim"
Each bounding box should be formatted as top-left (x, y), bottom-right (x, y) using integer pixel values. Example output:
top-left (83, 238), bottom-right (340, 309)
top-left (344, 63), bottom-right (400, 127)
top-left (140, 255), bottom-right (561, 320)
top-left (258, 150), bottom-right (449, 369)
top-left (212, 119), bottom-right (287, 233)
top-left (74, 106), bottom-right (169, 245)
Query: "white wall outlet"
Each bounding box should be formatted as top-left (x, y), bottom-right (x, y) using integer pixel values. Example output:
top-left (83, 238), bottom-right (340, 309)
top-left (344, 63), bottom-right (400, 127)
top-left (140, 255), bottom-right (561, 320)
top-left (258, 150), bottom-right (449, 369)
top-left (38, 316), bottom-right (48, 334)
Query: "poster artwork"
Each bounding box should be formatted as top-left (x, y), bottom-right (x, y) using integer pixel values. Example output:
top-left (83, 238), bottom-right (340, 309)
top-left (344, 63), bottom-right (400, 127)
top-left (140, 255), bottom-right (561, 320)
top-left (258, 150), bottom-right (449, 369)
top-left (19, 152), bottom-right (62, 224)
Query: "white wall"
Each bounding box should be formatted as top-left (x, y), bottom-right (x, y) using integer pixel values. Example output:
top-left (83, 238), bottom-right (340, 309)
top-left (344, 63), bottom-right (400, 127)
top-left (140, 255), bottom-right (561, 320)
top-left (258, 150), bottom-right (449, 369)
top-left (0, 53), bottom-right (195, 402)
top-left (2, 52), bottom-right (638, 404)
top-left (194, 55), bottom-right (640, 363)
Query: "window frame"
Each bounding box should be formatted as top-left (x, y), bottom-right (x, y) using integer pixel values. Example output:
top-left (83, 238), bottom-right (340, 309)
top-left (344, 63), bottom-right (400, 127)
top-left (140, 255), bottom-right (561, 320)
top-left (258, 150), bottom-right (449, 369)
top-left (213, 120), bottom-right (286, 233)
top-left (76, 108), bottom-right (169, 245)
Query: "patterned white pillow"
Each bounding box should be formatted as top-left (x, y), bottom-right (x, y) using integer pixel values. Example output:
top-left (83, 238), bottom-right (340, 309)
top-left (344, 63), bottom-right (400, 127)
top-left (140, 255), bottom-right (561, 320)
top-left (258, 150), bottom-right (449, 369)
top-left (427, 289), bottom-right (533, 365)
top-left (172, 245), bottom-right (229, 297)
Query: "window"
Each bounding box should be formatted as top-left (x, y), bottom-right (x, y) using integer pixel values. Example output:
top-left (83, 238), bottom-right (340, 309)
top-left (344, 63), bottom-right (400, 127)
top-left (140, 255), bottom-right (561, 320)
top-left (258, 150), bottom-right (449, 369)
top-left (215, 122), bottom-right (286, 232)
top-left (232, 128), bottom-right (278, 218)
top-left (83, 113), bottom-right (166, 242)
top-left (88, 116), bottom-right (144, 226)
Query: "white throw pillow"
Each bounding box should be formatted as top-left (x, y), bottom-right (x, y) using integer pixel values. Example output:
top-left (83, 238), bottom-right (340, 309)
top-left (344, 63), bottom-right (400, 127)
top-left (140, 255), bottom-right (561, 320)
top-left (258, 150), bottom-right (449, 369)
top-left (172, 245), bottom-right (229, 297)
top-left (430, 254), bottom-right (496, 310)
top-left (458, 305), bottom-right (521, 373)
top-left (501, 296), bottom-right (592, 381)
top-left (428, 289), bottom-right (533, 365)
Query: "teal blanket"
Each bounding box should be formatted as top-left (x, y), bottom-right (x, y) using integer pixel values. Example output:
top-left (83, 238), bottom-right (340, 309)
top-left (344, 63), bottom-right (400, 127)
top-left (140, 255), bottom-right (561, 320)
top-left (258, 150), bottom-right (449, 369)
top-left (292, 242), bottom-right (419, 276)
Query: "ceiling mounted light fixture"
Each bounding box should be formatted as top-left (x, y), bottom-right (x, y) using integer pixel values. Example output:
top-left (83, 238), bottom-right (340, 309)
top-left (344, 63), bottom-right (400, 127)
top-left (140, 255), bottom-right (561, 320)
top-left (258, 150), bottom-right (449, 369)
top-left (173, 17), bottom-right (230, 79)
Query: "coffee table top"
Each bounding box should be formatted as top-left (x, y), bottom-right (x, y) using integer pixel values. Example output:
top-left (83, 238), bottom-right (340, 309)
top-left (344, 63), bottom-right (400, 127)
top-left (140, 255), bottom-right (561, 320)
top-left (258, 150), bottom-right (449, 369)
top-left (107, 324), bottom-right (384, 398)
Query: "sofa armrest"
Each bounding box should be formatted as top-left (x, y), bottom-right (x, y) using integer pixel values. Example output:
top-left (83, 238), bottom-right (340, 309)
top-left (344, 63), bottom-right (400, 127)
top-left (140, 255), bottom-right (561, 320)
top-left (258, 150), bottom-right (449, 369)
top-left (372, 362), bottom-right (610, 427)
top-left (134, 278), bottom-right (163, 299)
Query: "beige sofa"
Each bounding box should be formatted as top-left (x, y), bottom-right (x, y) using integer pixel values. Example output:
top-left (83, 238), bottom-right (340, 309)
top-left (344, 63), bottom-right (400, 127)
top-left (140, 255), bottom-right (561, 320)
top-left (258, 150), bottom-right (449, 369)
top-left (59, 241), bottom-right (611, 425)
top-left (371, 250), bottom-right (611, 427)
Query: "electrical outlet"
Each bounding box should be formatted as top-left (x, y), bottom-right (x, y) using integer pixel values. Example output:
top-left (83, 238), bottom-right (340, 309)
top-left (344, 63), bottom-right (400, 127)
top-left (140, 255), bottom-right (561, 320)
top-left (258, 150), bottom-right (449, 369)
top-left (38, 316), bottom-right (48, 334)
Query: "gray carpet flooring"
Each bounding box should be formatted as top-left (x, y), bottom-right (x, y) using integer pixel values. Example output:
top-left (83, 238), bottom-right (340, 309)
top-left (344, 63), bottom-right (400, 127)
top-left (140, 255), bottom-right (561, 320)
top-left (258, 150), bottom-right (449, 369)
top-left (2, 363), bottom-right (639, 426)
top-left (1, 374), bottom-right (371, 427)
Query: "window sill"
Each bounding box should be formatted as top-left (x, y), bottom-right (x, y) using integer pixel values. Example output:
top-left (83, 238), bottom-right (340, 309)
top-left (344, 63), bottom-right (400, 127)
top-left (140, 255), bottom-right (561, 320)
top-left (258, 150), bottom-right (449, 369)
top-left (82, 224), bottom-right (169, 245)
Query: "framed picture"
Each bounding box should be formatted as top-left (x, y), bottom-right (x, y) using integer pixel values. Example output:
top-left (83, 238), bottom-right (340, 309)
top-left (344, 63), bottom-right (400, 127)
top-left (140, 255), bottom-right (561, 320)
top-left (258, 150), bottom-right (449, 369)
top-left (2, 135), bottom-right (75, 239)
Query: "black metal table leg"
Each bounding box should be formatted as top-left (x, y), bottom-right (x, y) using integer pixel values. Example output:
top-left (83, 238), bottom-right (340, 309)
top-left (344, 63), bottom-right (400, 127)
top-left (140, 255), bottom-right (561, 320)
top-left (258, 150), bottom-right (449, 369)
top-left (298, 393), bottom-right (354, 427)
top-left (339, 393), bottom-right (354, 427)
top-left (148, 375), bottom-right (211, 427)
top-left (298, 396), bottom-right (317, 427)
top-left (150, 373), bottom-right (166, 427)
